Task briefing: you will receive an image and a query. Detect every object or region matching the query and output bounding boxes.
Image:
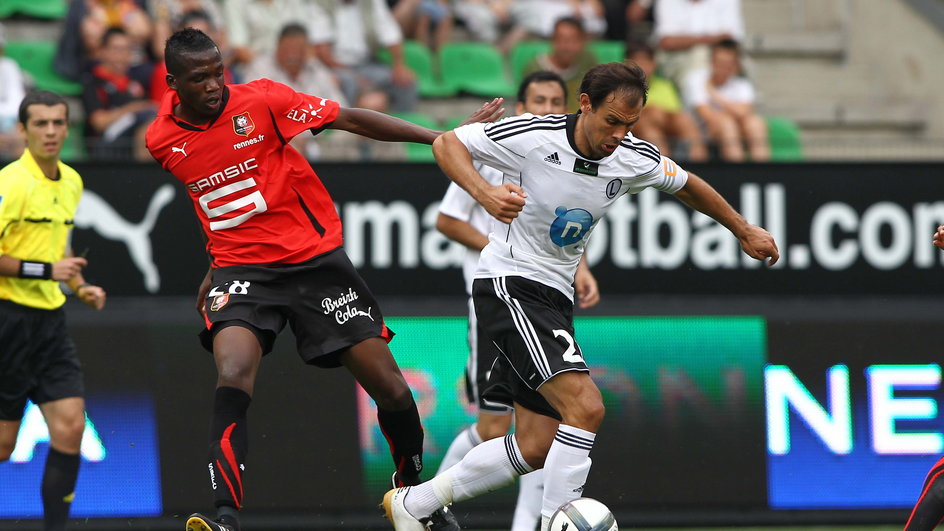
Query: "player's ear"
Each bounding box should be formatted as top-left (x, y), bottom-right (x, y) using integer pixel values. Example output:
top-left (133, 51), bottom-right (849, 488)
top-left (166, 73), bottom-right (176, 91)
top-left (579, 93), bottom-right (592, 114)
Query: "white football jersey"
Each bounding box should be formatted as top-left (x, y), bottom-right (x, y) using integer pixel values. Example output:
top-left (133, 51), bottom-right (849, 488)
top-left (454, 113), bottom-right (689, 300)
top-left (437, 163), bottom-right (502, 295)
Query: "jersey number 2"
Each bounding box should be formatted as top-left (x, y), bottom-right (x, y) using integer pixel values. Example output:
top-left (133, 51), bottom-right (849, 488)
top-left (199, 178), bottom-right (268, 230)
top-left (553, 329), bottom-right (582, 363)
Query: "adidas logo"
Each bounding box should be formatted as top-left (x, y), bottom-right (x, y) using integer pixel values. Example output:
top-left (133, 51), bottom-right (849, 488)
top-left (544, 152), bottom-right (561, 165)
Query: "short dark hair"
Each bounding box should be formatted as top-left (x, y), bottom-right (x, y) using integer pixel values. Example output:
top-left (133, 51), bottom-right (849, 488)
top-left (517, 70), bottom-right (568, 104)
top-left (714, 38), bottom-right (741, 53)
top-left (279, 23), bottom-right (309, 41)
top-left (553, 16), bottom-right (585, 36)
top-left (18, 90), bottom-right (69, 126)
top-left (579, 62), bottom-right (648, 109)
top-left (101, 26), bottom-right (128, 49)
top-left (165, 28), bottom-right (219, 76)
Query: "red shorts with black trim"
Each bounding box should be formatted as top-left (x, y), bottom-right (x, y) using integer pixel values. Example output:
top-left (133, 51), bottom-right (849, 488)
top-left (200, 248), bottom-right (393, 367)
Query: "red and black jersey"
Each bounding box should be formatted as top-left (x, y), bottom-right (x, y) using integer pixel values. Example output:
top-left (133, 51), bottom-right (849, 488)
top-left (146, 79), bottom-right (342, 267)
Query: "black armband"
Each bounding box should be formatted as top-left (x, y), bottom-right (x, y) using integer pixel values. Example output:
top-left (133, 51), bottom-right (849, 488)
top-left (19, 261), bottom-right (52, 280)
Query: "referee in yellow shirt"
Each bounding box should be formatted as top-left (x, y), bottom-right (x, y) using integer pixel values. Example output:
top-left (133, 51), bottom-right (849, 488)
top-left (0, 90), bottom-right (106, 531)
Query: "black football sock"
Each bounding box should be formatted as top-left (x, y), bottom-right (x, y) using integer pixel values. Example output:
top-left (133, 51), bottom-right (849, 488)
top-left (208, 386), bottom-right (251, 515)
top-left (42, 447), bottom-right (80, 531)
top-left (378, 399), bottom-right (424, 486)
top-left (906, 457), bottom-right (944, 531)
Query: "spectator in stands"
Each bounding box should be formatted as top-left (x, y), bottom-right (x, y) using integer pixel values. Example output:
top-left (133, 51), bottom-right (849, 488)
top-left (81, 27), bottom-right (156, 161)
top-left (0, 23), bottom-right (26, 160)
top-left (652, 0), bottom-right (744, 87)
top-left (390, 0), bottom-right (454, 51)
top-left (625, 41), bottom-right (707, 161)
top-left (149, 0), bottom-right (224, 60)
top-left (244, 23), bottom-right (350, 159)
top-left (523, 17), bottom-right (599, 112)
top-left (452, 0), bottom-right (513, 47)
top-left (149, 10), bottom-right (234, 103)
top-left (221, 0), bottom-right (314, 78)
top-left (683, 39), bottom-right (768, 162)
top-left (80, 0), bottom-right (153, 63)
top-left (310, 0), bottom-right (418, 113)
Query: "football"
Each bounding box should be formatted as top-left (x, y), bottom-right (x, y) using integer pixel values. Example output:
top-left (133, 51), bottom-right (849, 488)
top-left (547, 497), bottom-right (618, 531)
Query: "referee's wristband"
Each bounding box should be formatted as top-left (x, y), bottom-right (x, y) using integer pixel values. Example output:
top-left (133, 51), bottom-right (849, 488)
top-left (18, 261), bottom-right (52, 280)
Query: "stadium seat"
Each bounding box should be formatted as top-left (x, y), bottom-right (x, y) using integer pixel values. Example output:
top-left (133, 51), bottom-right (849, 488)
top-left (5, 40), bottom-right (82, 96)
top-left (1, 0), bottom-right (68, 19)
top-left (378, 40), bottom-right (456, 98)
top-left (590, 40), bottom-right (625, 64)
top-left (510, 41), bottom-right (551, 84)
top-left (390, 112), bottom-right (439, 161)
top-left (61, 122), bottom-right (88, 162)
top-left (439, 42), bottom-right (517, 97)
top-left (766, 115), bottom-right (804, 161)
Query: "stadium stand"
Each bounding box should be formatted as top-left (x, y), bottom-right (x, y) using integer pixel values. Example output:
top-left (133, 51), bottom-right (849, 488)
top-left (439, 41), bottom-right (517, 97)
top-left (5, 40), bottom-right (82, 96)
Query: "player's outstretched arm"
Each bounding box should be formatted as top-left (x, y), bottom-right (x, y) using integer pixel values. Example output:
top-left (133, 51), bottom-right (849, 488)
top-left (432, 131), bottom-right (526, 224)
top-left (674, 171), bottom-right (780, 266)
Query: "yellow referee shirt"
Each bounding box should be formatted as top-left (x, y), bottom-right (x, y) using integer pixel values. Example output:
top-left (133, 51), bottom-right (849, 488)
top-left (0, 149), bottom-right (83, 310)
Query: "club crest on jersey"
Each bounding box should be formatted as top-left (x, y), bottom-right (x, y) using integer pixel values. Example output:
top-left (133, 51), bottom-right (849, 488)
top-left (605, 178), bottom-right (622, 199)
top-left (232, 113), bottom-right (255, 136)
top-left (573, 159), bottom-right (598, 176)
top-left (210, 293), bottom-right (229, 311)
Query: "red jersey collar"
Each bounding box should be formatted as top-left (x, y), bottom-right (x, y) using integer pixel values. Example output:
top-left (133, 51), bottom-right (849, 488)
top-left (159, 86), bottom-right (230, 131)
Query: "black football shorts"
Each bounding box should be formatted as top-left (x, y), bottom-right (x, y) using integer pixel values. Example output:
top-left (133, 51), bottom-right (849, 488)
top-left (0, 300), bottom-right (84, 421)
top-left (200, 248), bottom-right (393, 367)
top-left (465, 297), bottom-right (513, 414)
top-left (472, 276), bottom-right (589, 420)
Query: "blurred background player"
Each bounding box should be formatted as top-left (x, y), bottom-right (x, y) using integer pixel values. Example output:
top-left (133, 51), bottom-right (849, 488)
top-left (146, 28), bottom-right (502, 531)
top-left (0, 22), bottom-right (26, 160)
top-left (522, 17), bottom-right (599, 112)
top-left (0, 90), bottom-right (107, 531)
top-left (903, 228), bottom-right (944, 531)
top-left (435, 70), bottom-right (599, 531)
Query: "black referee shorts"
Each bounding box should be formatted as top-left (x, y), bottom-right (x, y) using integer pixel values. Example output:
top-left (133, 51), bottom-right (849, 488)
top-left (0, 299), bottom-right (84, 421)
top-left (472, 276), bottom-right (589, 420)
top-left (200, 248), bottom-right (394, 368)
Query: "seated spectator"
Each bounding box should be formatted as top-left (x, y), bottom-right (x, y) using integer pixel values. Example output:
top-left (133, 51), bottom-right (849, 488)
top-left (523, 17), bottom-right (599, 112)
top-left (452, 0), bottom-right (513, 46)
top-left (149, 10), bottom-right (234, 103)
top-left (244, 23), bottom-right (350, 159)
top-left (625, 41), bottom-right (707, 161)
top-left (0, 23), bottom-right (26, 160)
top-left (221, 0), bottom-right (314, 77)
top-left (390, 0), bottom-right (454, 51)
top-left (683, 39), bottom-right (768, 162)
top-left (652, 0), bottom-right (744, 88)
top-left (310, 0), bottom-right (418, 113)
top-left (81, 27), bottom-right (156, 161)
top-left (149, 0), bottom-right (224, 61)
top-left (80, 0), bottom-right (153, 63)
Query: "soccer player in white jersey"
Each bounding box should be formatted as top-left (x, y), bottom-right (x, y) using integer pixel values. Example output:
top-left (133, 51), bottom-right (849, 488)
top-left (382, 62), bottom-right (779, 531)
top-left (435, 70), bottom-right (599, 531)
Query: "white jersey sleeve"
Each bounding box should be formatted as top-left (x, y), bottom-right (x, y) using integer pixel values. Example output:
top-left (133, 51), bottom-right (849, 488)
top-left (454, 114), bottom-right (551, 176)
top-left (625, 155), bottom-right (689, 195)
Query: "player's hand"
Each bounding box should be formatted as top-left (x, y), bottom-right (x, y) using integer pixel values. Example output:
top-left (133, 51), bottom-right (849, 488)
top-left (934, 225), bottom-right (944, 249)
top-left (51, 257), bottom-right (87, 281)
top-left (481, 183), bottom-right (527, 224)
top-left (574, 266), bottom-right (600, 309)
top-left (457, 98), bottom-right (506, 127)
top-left (77, 284), bottom-right (106, 310)
top-left (196, 269), bottom-right (212, 319)
top-left (738, 224), bottom-right (779, 266)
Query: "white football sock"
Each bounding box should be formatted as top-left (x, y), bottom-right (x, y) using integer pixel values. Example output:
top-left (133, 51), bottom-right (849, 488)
top-left (436, 424), bottom-right (483, 474)
top-left (511, 468), bottom-right (544, 531)
top-left (541, 514), bottom-right (551, 531)
top-left (541, 425), bottom-right (595, 520)
top-left (405, 434), bottom-right (532, 519)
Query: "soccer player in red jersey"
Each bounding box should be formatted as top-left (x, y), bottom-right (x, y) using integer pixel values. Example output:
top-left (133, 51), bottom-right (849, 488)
top-left (146, 28), bottom-right (501, 531)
